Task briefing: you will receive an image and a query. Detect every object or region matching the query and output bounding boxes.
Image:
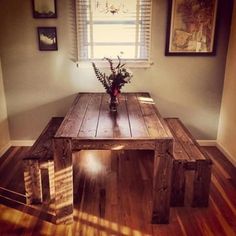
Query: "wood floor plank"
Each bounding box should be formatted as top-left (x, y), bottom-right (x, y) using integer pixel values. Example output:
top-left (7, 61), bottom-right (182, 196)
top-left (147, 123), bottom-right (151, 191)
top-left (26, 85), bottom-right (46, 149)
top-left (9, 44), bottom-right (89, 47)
top-left (0, 146), bottom-right (236, 235)
top-left (207, 146), bottom-right (236, 183)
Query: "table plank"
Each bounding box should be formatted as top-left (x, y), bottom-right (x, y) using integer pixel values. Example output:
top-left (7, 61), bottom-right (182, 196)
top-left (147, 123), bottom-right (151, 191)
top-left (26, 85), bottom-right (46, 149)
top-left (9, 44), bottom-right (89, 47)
top-left (112, 94), bottom-right (131, 138)
top-left (96, 94), bottom-right (131, 138)
top-left (53, 92), bottom-right (173, 225)
top-left (55, 93), bottom-right (92, 138)
top-left (72, 139), bottom-right (156, 150)
top-left (126, 94), bottom-right (149, 138)
top-left (166, 118), bottom-right (205, 160)
top-left (137, 93), bottom-right (168, 139)
top-left (78, 93), bottom-right (102, 138)
top-left (96, 94), bottom-right (115, 138)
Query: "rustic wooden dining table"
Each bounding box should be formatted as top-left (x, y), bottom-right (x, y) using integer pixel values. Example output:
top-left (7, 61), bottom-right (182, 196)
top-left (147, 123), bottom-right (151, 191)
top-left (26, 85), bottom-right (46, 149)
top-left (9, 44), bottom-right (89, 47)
top-left (53, 92), bottom-right (173, 224)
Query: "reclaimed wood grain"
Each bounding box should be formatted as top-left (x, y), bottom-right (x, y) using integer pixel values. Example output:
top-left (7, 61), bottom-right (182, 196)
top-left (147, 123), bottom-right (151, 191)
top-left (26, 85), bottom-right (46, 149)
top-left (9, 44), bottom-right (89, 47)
top-left (152, 140), bottom-right (173, 224)
top-left (23, 117), bottom-right (64, 204)
top-left (95, 93), bottom-right (114, 138)
top-left (54, 93), bottom-right (174, 225)
top-left (137, 92), bottom-right (169, 138)
top-left (24, 160), bottom-right (42, 204)
top-left (72, 139), bottom-right (156, 150)
top-left (192, 160), bottom-right (212, 207)
top-left (165, 118), bottom-right (212, 208)
top-left (171, 160), bottom-right (187, 207)
top-left (0, 147), bottom-right (236, 235)
top-left (78, 93), bottom-right (102, 138)
top-left (165, 118), bottom-right (207, 161)
top-left (25, 117), bottom-right (64, 161)
top-left (53, 138), bottom-right (73, 224)
top-left (56, 93), bottom-right (171, 142)
top-left (126, 93), bottom-right (149, 138)
top-left (55, 93), bottom-right (91, 138)
top-left (112, 94), bottom-right (131, 138)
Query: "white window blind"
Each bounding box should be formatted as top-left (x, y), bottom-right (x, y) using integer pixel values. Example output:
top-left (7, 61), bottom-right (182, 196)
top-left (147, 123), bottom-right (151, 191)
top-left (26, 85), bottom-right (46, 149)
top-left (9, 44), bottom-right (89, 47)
top-left (76, 0), bottom-right (152, 62)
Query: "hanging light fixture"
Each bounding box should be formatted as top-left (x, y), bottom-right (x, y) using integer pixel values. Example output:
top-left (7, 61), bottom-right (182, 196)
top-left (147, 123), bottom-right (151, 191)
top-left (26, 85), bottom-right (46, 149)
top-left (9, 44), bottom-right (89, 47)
top-left (95, 0), bottom-right (127, 15)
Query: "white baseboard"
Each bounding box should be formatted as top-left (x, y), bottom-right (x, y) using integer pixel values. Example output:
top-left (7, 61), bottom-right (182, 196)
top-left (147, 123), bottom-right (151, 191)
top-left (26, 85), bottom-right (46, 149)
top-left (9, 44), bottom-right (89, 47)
top-left (0, 142), bottom-right (11, 157)
top-left (0, 140), bottom-right (35, 158)
top-left (197, 140), bottom-right (217, 146)
top-left (10, 140), bottom-right (35, 146)
top-left (216, 142), bottom-right (236, 167)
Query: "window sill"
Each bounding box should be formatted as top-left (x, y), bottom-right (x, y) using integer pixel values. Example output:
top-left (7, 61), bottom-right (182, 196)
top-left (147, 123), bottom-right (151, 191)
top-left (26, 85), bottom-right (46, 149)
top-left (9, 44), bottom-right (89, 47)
top-left (76, 60), bottom-right (153, 69)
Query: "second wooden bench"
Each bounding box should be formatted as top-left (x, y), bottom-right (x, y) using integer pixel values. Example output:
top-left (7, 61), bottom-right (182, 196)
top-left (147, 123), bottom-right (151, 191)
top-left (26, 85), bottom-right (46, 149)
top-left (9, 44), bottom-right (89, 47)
top-left (165, 118), bottom-right (212, 207)
top-left (23, 117), bottom-right (64, 204)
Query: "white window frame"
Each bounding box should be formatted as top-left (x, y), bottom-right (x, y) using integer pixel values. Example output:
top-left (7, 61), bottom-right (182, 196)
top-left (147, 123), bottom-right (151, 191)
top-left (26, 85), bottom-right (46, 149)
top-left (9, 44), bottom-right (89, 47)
top-left (75, 0), bottom-right (153, 68)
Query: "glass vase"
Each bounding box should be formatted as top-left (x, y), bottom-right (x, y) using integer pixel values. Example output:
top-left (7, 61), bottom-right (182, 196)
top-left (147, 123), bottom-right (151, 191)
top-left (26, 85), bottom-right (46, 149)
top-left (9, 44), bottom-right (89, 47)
top-left (109, 95), bottom-right (119, 112)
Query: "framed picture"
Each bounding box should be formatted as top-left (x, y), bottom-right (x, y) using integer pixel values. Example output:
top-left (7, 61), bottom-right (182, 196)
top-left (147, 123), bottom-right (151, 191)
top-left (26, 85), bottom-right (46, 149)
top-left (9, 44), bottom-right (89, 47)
top-left (37, 27), bottom-right (58, 51)
top-left (32, 0), bottom-right (57, 18)
top-left (165, 0), bottom-right (218, 56)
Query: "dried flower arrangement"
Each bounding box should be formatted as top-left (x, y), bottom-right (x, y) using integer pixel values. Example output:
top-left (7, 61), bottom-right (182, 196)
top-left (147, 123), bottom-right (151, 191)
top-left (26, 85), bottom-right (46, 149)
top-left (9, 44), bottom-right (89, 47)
top-left (92, 56), bottom-right (132, 97)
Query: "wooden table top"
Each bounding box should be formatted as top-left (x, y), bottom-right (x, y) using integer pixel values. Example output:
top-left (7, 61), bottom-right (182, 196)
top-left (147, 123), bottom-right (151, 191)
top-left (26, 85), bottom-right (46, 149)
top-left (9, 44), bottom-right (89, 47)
top-left (55, 92), bottom-right (172, 140)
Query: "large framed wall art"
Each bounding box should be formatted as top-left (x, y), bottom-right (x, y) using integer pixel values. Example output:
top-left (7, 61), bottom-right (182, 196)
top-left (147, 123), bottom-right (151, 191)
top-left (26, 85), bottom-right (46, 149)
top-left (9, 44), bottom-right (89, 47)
top-left (165, 0), bottom-right (218, 56)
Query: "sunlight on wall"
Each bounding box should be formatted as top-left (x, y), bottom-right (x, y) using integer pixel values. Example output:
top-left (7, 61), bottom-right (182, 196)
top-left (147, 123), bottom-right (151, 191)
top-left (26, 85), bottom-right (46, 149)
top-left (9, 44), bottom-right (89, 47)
top-left (0, 0), bottom-right (233, 141)
top-left (217, 1), bottom-right (236, 166)
top-left (0, 58), bottom-right (10, 153)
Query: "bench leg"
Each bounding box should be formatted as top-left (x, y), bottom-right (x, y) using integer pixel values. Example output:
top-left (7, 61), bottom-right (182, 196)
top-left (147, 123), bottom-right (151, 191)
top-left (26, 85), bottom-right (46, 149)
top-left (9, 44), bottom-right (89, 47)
top-left (53, 138), bottom-right (74, 224)
top-left (152, 140), bottom-right (173, 224)
top-left (192, 160), bottom-right (212, 207)
top-left (47, 161), bottom-right (55, 200)
top-left (23, 160), bottom-right (43, 204)
top-left (171, 160), bottom-right (186, 207)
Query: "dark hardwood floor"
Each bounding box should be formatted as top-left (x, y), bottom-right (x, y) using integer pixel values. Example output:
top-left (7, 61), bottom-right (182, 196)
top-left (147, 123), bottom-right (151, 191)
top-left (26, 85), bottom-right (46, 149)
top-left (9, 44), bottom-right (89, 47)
top-left (0, 146), bottom-right (235, 235)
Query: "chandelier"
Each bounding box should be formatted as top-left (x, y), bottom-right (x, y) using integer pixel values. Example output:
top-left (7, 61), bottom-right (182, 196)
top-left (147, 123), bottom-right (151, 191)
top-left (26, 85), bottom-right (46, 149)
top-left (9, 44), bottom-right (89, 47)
top-left (95, 0), bottom-right (127, 15)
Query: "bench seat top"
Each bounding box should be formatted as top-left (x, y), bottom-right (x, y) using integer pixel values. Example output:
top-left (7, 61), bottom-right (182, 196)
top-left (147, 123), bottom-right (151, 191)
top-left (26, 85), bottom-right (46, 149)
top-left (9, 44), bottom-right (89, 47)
top-left (165, 118), bottom-right (211, 163)
top-left (24, 117), bottom-right (64, 162)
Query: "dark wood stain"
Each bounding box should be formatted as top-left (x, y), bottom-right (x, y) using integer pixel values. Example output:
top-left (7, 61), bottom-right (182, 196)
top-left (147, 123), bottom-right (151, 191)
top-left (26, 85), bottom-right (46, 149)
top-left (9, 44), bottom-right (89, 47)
top-left (53, 92), bottom-right (174, 224)
top-left (0, 146), bottom-right (236, 235)
top-left (165, 118), bottom-right (212, 208)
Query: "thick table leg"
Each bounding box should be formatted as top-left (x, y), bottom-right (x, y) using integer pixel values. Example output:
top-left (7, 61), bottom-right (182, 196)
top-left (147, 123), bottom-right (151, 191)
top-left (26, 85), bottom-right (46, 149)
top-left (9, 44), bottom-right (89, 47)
top-left (47, 160), bottom-right (55, 200)
top-left (53, 138), bottom-right (74, 224)
top-left (152, 140), bottom-right (173, 224)
top-left (170, 160), bottom-right (186, 207)
top-left (24, 159), bottom-right (42, 204)
top-left (192, 160), bottom-right (212, 207)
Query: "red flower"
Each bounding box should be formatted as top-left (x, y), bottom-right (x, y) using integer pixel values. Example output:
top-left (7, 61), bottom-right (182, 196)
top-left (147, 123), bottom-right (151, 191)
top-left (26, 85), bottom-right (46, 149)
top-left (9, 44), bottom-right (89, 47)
top-left (113, 88), bottom-right (119, 96)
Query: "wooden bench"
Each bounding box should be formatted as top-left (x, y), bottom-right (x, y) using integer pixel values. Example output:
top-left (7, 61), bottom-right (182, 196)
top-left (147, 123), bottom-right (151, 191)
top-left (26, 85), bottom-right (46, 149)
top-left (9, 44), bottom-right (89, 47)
top-left (23, 117), bottom-right (64, 204)
top-left (164, 118), bottom-right (212, 207)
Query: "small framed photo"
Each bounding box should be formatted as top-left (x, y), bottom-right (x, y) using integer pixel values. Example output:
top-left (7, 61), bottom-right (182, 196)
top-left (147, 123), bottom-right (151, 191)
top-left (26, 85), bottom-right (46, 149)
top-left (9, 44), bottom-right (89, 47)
top-left (32, 0), bottom-right (57, 18)
top-left (37, 27), bottom-right (58, 51)
top-left (165, 0), bottom-right (218, 56)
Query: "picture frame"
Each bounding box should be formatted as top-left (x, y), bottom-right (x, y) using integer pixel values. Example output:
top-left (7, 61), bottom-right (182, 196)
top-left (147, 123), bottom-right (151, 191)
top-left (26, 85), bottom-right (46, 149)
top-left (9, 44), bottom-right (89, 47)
top-left (32, 0), bottom-right (57, 18)
top-left (37, 27), bottom-right (58, 51)
top-left (165, 0), bottom-right (218, 56)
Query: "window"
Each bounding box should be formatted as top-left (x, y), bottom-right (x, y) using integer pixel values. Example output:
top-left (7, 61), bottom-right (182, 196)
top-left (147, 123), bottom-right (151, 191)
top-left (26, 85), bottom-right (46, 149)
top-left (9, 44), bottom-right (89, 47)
top-left (76, 0), bottom-right (152, 64)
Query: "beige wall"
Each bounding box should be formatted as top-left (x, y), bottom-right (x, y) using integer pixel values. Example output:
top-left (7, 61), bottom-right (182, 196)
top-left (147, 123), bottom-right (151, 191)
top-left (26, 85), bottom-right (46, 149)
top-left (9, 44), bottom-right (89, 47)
top-left (218, 1), bottom-right (236, 166)
top-left (0, 57), bottom-right (10, 152)
top-left (0, 0), bottom-right (233, 140)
